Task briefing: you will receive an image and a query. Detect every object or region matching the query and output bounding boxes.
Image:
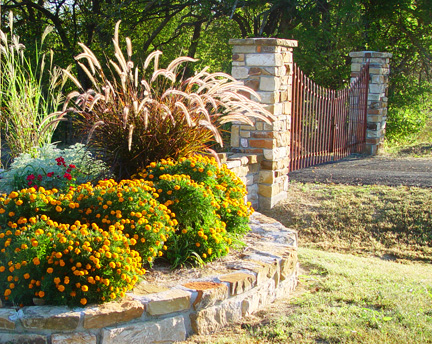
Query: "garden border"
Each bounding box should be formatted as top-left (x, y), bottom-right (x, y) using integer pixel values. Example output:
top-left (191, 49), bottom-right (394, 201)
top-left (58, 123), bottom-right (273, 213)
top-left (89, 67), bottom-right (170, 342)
top-left (0, 212), bottom-right (298, 343)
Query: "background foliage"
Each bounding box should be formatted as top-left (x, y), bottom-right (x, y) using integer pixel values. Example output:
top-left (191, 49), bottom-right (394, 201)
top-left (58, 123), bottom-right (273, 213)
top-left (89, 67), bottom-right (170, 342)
top-left (1, 0), bottom-right (432, 144)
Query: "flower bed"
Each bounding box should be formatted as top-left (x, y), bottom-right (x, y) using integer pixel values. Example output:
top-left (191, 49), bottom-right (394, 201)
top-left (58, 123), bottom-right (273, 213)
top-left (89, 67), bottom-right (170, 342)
top-left (0, 212), bottom-right (298, 344)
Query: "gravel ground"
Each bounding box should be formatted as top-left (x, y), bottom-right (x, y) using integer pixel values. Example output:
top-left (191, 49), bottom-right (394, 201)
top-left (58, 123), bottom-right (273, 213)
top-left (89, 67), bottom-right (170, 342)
top-left (288, 155), bottom-right (432, 188)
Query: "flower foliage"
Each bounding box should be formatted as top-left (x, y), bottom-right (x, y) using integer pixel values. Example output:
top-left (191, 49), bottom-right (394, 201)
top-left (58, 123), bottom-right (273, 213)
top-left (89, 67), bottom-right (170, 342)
top-left (0, 178), bottom-right (175, 307)
top-left (63, 21), bottom-right (274, 179)
top-left (137, 155), bottom-right (253, 267)
top-left (0, 143), bottom-right (111, 194)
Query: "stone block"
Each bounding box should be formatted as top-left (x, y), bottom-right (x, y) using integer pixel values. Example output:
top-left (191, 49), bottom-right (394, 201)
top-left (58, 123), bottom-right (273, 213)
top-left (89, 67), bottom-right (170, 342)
top-left (256, 122), bottom-right (264, 130)
top-left (245, 78), bottom-right (260, 91)
top-left (0, 308), bottom-right (17, 329)
top-left (259, 183), bottom-right (281, 198)
top-left (145, 289), bottom-right (191, 316)
top-left (232, 67), bottom-right (249, 79)
top-left (190, 300), bottom-right (243, 335)
top-left (231, 125), bottom-right (240, 147)
top-left (101, 316), bottom-right (186, 344)
top-left (241, 138), bottom-right (249, 148)
top-left (251, 131), bottom-right (274, 139)
top-left (232, 61), bottom-right (245, 66)
top-left (259, 190), bottom-right (288, 209)
top-left (52, 333), bottom-right (97, 344)
top-left (254, 91), bottom-right (279, 104)
top-left (183, 281), bottom-right (228, 310)
top-left (246, 53), bottom-right (283, 67)
top-left (240, 131), bottom-right (251, 138)
top-left (351, 63), bottom-right (361, 72)
top-left (259, 170), bottom-right (275, 184)
top-left (260, 76), bottom-right (280, 91)
top-left (232, 45), bottom-right (257, 54)
top-left (369, 84), bottom-right (386, 94)
top-left (369, 67), bottom-right (389, 75)
top-left (83, 299), bottom-right (144, 329)
top-left (0, 333), bottom-right (47, 344)
top-left (232, 53), bottom-right (245, 62)
top-left (218, 272), bottom-right (256, 296)
top-left (240, 253), bottom-right (280, 285)
top-left (250, 139), bottom-right (274, 149)
top-left (20, 306), bottom-right (80, 331)
top-left (229, 38), bottom-right (297, 48)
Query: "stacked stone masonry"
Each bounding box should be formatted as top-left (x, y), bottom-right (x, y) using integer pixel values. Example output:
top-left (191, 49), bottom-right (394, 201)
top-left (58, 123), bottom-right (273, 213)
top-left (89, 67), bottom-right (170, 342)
top-left (349, 51), bottom-right (392, 155)
top-left (0, 213), bottom-right (298, 344)
top-left (229, 38), bottom-right (298, 210)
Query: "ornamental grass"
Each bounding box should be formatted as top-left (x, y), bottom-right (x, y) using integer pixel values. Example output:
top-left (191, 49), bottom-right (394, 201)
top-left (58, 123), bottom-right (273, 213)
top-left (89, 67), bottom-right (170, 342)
top-left (0, 12), bottom-right (68, 159)
top-left (63, 21), bottom-right (274, 179)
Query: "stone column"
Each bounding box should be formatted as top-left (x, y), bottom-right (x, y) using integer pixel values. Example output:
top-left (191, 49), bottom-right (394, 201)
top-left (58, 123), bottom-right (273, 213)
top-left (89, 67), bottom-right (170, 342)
top-left (229, 38), bottom-right (297, 209)
top-left (349, 51), bottom-right (392, 155)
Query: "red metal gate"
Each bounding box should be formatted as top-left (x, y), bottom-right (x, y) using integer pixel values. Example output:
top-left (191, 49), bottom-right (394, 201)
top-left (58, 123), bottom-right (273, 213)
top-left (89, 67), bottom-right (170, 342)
top-left (290, 63), bottom-right (369, 171)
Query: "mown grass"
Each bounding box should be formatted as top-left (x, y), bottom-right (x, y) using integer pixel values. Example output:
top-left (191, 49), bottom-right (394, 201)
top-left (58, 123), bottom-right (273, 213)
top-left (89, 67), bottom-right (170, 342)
top-left (181, 181), bottom-right (432, 344)
top-left (264, 182), bottom-right (432, 262)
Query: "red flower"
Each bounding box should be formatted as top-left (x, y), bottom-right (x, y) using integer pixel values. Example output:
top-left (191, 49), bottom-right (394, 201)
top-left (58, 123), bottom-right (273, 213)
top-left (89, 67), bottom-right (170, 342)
top-left (55, 157), bottom-right (66, 167)
top-left (37, 174), bottom-right (43, 181)
top-left (69, 164), bottom-right (76, 169)
top-left (28, 181), bottom-right (32, 186)
top-left (63, 173), bottom-right (72, 181)
top-left (26, 174), bottom-right (35, 181)
top-left (47, 172), bottom-right (54, 177)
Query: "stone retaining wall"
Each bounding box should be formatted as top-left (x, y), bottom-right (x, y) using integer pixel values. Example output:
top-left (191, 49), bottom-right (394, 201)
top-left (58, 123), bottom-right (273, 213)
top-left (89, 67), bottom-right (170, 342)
top-left (0, 213), bottom-right (298, 344)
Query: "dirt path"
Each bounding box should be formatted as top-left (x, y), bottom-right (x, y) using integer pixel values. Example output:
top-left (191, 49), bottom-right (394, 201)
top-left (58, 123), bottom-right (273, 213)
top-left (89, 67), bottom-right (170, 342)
top-left (288, 155), bottom-right (432, 187)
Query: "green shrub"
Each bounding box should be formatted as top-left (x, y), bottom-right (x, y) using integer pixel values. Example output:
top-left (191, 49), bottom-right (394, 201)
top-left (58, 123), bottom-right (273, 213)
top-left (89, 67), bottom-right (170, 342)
top-left (63, 21), bottom-right (274, 179)
top-left (152, 174), bottom-right (231, 268)
top-left (0, 143), bottom-right (111, 194)
top-left (141, 155), bottom-right (253, 236)
top-left (137, 155), bottom-right (253, 267)
top-left (0, 178), bottom-right (175, 306)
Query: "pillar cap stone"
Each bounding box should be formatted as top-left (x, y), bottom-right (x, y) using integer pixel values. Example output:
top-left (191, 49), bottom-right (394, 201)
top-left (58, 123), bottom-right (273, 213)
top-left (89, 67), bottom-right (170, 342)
top-left (349, 51), bottom-right (392, 58)
top-left (229, 38), bottom-right (298, 47)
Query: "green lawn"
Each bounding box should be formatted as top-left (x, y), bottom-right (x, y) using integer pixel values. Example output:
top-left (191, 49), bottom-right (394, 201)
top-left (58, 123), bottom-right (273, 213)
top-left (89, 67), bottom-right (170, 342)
top-left (182, 181), bottom-right (432, 344)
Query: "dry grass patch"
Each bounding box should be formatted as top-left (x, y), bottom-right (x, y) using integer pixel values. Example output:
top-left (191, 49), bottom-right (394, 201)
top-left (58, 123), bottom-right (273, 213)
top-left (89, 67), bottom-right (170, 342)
top-left (262, 182), bottom-right (432, 262)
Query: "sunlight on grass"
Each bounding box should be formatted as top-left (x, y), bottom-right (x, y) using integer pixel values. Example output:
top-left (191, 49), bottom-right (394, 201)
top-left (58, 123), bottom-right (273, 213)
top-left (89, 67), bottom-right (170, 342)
top-left (182, 248), bottom-right (432, 344)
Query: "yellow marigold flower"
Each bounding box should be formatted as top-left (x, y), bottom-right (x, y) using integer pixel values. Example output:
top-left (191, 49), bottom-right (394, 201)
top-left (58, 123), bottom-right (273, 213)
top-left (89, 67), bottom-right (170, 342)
top-left (55, 206), bottom-right (62, 212)
top-left (15, 200), bottom-right (23, 206)
top-left (47, 268), bottom-right (53, 274)
top-left (80, 298), bottom-right (87, 305)
top-left (9, 191), bottom-right (19, 199)
top-left (54, 277), bottom-right (61, 284)
top-left (81, 285), bottom-right (89, 292)
top-left (33, 257), bottom-right (40, 265)
top-left (24, 273), bottom-right (30, 279)
top-left (38, 291), bottom-right (45, 298)
top-left (8, 212), bottom-right (15, 217)
top-left (4, 289), bottom-right (12, 296)
top-left (195, 242), bottom-right (201, 247)
top-left (57, 285), bottom-right (65, 292)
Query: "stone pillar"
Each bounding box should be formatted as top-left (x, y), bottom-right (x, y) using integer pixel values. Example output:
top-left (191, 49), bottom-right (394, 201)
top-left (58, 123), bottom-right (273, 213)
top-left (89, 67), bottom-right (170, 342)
top-left (349, 51), bottom-right (392, 155)
top-left (229, 38), bottom-right (297, 209)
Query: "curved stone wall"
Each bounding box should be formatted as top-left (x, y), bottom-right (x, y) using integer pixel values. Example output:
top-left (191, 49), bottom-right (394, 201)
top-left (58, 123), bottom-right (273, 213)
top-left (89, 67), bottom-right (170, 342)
top-left (0, 212), bottom-right (298, 344)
